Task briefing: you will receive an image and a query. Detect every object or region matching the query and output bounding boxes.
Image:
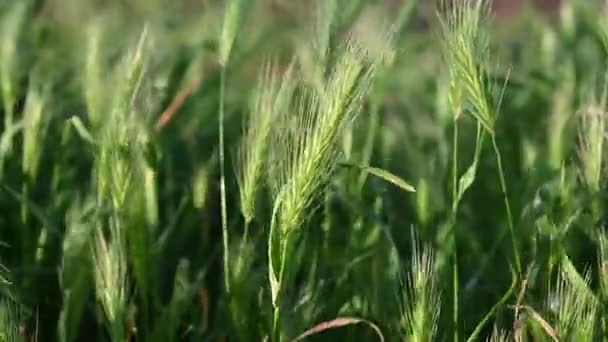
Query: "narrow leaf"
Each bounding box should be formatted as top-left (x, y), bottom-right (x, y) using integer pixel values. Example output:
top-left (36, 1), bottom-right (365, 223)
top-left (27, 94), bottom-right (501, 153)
top-left (456, 122), bottom-right (485, 205)
top-left (340, 162), bottom-right (415, 193)
top-left (69, 116), bottom-right (96, 145)
top-left (466, 265), bottom-right (516, 342)
top-left (268, 194), bottom-right (283, 306)
top-left (292, 317), bottom-right (384, 342)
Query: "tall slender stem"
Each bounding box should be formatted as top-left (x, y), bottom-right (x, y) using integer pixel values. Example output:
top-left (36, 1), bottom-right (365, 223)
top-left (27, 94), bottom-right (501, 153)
top-left (452, 122), bottom-right (459, 214)
top-left (236, 219), bottom-right (251, 275)
top-left (452, 120), bottom-right (459, 342)
top-left (272, 232), bottom-right (292, 342)
top-left (219, 67), bottom-right (231, 294)
top-left (491, 135), bottom-right (522, 276)
top-left (272, 306), bottom-right (282, 342)
top-left (241, 220), bottom-right (250, 253)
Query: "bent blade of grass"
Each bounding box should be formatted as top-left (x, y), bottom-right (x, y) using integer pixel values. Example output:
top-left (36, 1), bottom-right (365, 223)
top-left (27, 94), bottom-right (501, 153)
top-left (68, 116), bottom-right (96, 145)
top-left (339, 162), bottom-right (416, 193)
top-left (466, 264), bottom-right (516, 342)
top-left (456, 122), bottom-right (485, 207)
top-left (292, 317), bottom-right (384, 342)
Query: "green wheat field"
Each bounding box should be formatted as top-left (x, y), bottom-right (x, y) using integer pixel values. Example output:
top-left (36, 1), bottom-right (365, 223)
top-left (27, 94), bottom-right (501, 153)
top-left (1, 0), bottom-right (608, 340)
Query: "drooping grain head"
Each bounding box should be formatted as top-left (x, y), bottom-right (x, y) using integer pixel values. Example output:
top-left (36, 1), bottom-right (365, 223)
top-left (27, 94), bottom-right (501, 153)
top-left (439, 0), bottom-right (493, 131)
top-left (274, 43), bottom-right (374, 234)
top-left (237, 62), bottom-right (296, 224)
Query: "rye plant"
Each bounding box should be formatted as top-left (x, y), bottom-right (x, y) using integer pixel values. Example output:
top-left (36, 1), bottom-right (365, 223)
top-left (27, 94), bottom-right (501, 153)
top-left (218, 0), bottom-right (250, 295)
top-left (268, 42), bottom-right (375, 341)
top-left (440, 2), bottom-right (522, 337)
top-left (237, 61), bottom-right (295, 237)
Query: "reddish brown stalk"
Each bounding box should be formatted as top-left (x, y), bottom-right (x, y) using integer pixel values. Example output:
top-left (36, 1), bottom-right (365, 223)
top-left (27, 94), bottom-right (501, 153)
top-left (292, 317), bottom-right (384, 342)
top-left (199, 287), bottom-right (209, 333)
top-left (155, 65), bottom-right (205, 131)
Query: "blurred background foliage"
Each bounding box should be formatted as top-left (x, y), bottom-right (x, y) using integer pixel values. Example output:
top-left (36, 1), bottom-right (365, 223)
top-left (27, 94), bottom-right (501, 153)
top-left (1, 0), bottom-right (608, 341)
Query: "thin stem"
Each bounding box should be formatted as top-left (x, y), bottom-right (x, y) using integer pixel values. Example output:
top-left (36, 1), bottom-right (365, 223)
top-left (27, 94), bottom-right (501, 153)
top-left (236, 219), bottom-right (251, 276)
top-left (272, 305), bottom-right (282, 342)
top-left (322, 190), bottom-right (332, 259)
top-left (110, 314), bottom-right (124, 342)
top-left (452, 121), bottom-right (459, 214)
top-left (241, 220), bottom-right (251, 253)
top-left (219, 66), bottom-right (231, 294)
top-left (272, 232), bottom-right (296, 342)
top-left (358, 102), bottom-right (380, 190)
top-left (21, 181), bottom-right (29, 267)
top-left (21, 181), bottom-right (28, 225)
top-left (272, 233), bottom-right (292, 342)
top-left (491, 135), bottom-right (522, 276)
top-left (451, 120), bottom-right (459, 342)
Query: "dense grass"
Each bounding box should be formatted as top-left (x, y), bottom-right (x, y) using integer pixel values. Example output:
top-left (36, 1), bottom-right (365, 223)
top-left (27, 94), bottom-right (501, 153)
top-left (1, 0), bottom-right (608, 340)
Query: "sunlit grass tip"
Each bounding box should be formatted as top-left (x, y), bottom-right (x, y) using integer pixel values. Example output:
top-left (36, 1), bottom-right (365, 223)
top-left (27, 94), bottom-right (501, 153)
top-left (400, 239), bottom-right (441, 342)
top-left (237, 60), bottom-right (296, 225)
top-left (92, 223), bottom-right (129, 342)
